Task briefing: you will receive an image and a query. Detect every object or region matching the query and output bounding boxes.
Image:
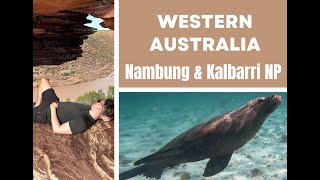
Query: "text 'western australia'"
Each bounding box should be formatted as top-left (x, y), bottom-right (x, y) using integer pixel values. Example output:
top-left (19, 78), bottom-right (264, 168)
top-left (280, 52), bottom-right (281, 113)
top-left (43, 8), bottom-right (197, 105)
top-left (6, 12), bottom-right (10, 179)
top-left (149, 14), bottom-right (260, 52)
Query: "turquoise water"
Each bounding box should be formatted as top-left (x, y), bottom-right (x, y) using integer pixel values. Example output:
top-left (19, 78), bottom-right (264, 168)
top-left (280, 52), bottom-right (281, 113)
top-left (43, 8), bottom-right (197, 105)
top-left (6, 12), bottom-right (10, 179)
top-left (119, 92), bottom-right (287, 180)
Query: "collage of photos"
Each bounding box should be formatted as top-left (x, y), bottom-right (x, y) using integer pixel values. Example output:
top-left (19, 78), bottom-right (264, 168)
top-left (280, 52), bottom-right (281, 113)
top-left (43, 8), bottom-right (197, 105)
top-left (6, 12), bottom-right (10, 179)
top-left (33, 1), bottom-right (287, 180)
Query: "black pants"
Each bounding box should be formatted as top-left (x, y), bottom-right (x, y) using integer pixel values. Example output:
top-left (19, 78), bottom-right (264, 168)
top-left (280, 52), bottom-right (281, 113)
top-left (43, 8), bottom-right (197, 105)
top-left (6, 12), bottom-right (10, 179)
top-left (33, 88), bottom-right (59, 123)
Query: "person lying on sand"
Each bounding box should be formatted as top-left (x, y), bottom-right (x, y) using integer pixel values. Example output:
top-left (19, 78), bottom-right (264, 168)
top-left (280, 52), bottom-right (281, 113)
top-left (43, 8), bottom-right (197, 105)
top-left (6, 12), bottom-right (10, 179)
top-left (33, 78), bottom-right (114, 134)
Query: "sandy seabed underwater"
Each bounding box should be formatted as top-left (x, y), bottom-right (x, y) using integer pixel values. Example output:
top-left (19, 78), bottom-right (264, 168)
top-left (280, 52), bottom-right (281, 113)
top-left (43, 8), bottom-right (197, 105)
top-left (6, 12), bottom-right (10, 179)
top-left (119, 92), bottom-right (287, 180)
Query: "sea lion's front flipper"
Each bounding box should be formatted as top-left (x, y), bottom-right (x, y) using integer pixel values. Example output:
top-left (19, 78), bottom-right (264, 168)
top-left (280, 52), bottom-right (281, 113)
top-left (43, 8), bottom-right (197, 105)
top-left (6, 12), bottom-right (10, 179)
top-left (203, 153), bottom-right (233, 177)
top-left (143, 166), bottom-right (163, 179)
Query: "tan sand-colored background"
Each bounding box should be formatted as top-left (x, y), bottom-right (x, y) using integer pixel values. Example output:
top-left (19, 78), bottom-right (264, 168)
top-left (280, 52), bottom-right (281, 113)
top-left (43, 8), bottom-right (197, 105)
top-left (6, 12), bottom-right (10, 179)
top-left (119, 0), bottom-right (287, 87)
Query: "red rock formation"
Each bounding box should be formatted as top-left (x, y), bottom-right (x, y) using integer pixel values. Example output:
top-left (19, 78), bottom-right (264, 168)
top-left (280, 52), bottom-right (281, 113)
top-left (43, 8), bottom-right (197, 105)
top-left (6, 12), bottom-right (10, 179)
top-left (33, 0), bottom-right (114, 66)
top-left (33, 0), bottom-right (114, 29)
top-left (34, 0), bottom-right (96, 15)
top-left (80, 2), bottom-right (115, 30)
top-left (33, 121), bottom-right (114, 179)
top-left (33, 11), bottom-right (94, 66)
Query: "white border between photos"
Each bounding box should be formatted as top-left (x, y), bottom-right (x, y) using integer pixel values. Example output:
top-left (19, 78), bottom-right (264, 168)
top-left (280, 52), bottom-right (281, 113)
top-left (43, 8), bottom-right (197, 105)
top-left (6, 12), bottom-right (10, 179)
top-left (119, 88), bottom-right (287, 92)
top-left (113, 2), bottom-right (286, 179)
top-left (114, 0), bottom-right (119, 179)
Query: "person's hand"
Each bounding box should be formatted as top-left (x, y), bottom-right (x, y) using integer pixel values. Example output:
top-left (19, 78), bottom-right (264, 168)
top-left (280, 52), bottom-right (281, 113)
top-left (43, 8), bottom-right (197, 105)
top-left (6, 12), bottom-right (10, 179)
top-left (50, 102), bottom-right (59, 109)
top-left (101, 115), bottom-right (111, 122)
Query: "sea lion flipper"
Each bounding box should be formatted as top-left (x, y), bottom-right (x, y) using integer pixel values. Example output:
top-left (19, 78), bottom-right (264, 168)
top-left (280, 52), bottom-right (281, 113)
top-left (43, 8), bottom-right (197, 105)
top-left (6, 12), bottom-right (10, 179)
top-left (119, 164), bottom-right (164, 180)
top-left (203, 153), bottom-right (233, 177)
top-left (143, 166), bottom-right (163, 179)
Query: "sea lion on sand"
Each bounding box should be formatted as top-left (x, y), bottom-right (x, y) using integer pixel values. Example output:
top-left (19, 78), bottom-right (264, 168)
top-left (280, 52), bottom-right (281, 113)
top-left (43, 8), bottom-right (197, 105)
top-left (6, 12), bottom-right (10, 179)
top-left (119, 94), bottom-right (282, 179)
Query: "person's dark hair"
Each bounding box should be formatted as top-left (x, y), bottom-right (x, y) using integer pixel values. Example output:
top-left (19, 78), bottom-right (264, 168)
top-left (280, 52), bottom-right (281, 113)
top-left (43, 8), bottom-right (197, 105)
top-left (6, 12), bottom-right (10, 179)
top-left (101, 99), bottom-right (114, 121)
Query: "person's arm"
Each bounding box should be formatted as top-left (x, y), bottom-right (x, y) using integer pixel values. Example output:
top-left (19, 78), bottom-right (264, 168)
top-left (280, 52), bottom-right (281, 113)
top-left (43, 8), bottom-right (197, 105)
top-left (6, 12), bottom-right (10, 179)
top-left (50, 102), bottom-right (72, 134)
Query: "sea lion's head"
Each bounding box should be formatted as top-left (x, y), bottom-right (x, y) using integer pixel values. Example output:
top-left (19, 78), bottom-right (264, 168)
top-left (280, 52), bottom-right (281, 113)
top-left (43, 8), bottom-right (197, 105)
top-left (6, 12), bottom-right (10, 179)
top-left (246, 94), bottom-right (282, 119)
top-left (229, 94), bottom-right (282, 136)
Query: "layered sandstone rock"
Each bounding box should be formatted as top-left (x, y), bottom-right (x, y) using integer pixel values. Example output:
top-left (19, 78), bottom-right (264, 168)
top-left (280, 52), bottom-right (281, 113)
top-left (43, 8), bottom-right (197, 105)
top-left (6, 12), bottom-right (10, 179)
top-left (33, 11), bottom-right (94, 66)
top-left (33, 121), bottom-right (114, 179)
top-left (33, 0), bottom-right (114, 66)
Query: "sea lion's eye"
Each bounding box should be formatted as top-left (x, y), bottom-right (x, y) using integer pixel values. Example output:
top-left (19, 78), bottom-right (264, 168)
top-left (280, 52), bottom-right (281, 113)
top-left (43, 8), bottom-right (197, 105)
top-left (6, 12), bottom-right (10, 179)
top-left (258, 98), bottom-right (265, 103)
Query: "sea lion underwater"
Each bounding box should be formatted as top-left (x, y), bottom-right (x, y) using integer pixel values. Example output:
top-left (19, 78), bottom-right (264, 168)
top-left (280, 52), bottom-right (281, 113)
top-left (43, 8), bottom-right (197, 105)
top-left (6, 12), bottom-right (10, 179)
top-left (119, 94), bottom-right (282, 180)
